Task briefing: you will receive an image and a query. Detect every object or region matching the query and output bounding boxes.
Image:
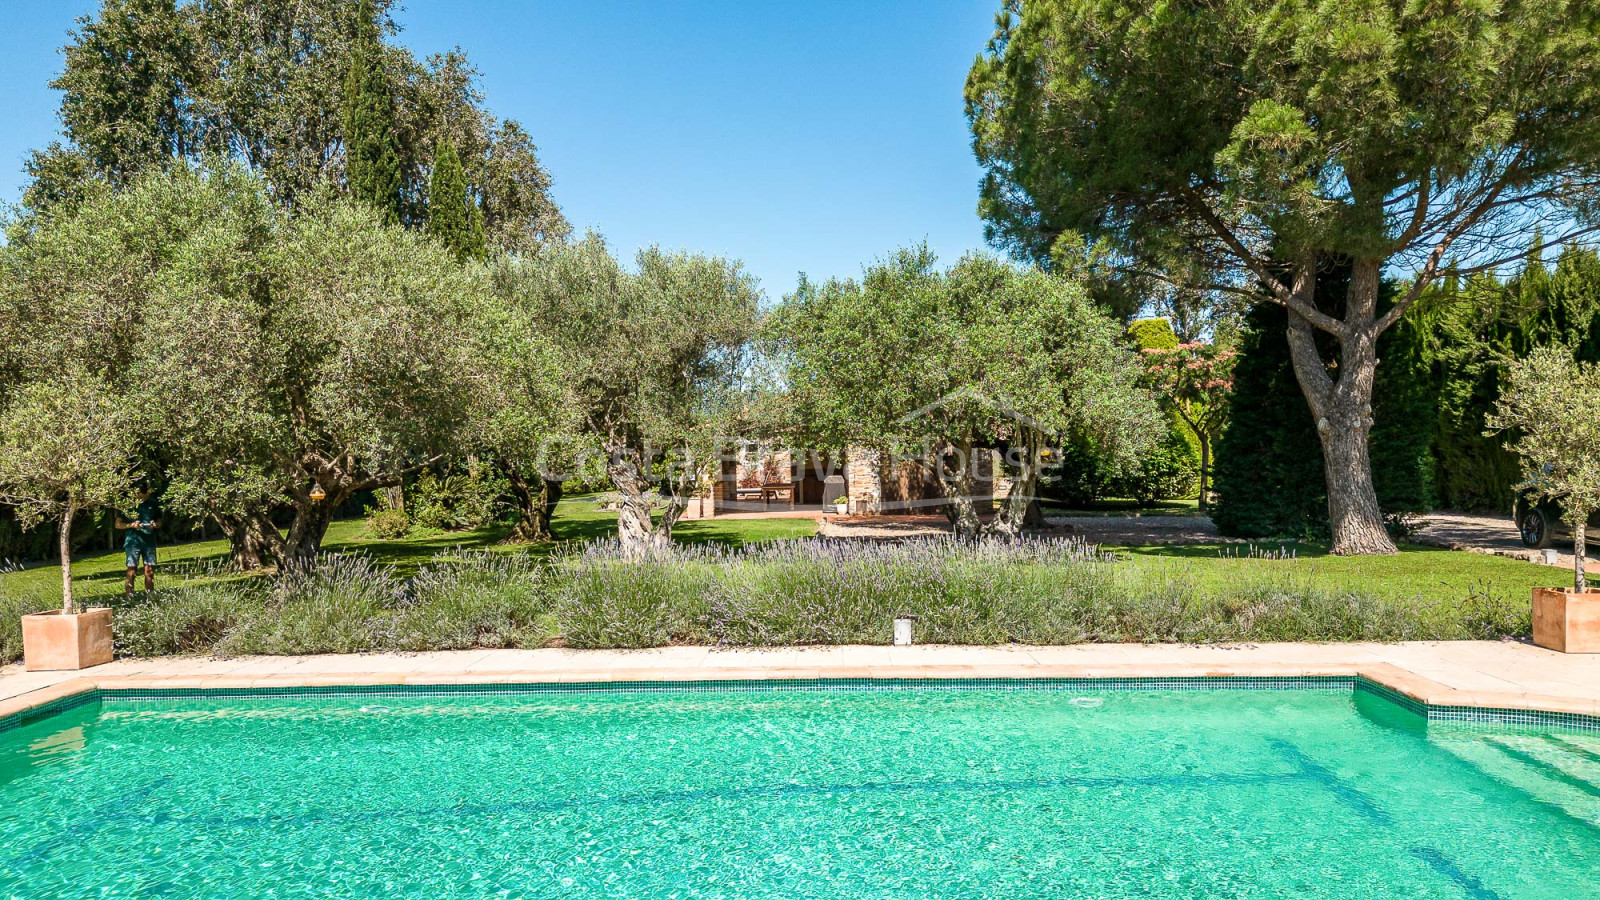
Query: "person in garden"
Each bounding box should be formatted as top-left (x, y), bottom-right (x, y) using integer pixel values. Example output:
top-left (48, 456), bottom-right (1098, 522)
top-left (117, 486), bottom-right (162, 595)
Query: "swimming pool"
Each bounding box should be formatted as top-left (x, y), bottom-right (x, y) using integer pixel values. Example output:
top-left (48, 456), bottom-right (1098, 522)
top-left (2, 681), bottom-right (1596, 898)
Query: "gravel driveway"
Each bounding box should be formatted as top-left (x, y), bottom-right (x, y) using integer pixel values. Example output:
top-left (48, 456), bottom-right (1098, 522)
top-left (1413, 511), bottom-right (1600, 573)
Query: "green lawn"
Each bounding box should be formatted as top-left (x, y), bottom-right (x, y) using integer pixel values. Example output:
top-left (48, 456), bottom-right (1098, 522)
top-left (1111, 541), bottom-right (1557, 603)
top-left (0, 495), bottom-right (819, 605)
top-left (1040, 497), bottom-right (1205, 518)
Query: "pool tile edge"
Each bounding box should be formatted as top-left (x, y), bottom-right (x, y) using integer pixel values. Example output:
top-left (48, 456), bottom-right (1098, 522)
top-left (4, 662), bottom-right (1599, 734)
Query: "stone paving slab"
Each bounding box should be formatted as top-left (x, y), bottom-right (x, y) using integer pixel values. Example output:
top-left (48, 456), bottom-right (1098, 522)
top-left (4, 640), bottom-right (1599, 724)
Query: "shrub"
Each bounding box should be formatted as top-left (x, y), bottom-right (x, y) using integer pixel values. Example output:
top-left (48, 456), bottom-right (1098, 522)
top-left (410, 469), bottom-right (507, 531)
top-left (116, 579), bottom-right (264, 657)
top-left (553, 542), bottom-right (715, 648)
top-left (0, 588), bottom-right (44, 663)
top-left (547, 538), bottom-right (1527, 648)
top-left (0, 538), bottom-right (1528, 663)
top-left (1039, 435), bottom-right (1118, 506)
top-left (218, 554), bottom-right (398, 655)
top-left (365, 507), bottom-right (413, 539)
top-left (390, 551), bottom-right (553, 650)
top-left (1127, 317), bottom-right (1180, 351)
top-left (1116, 434), bottom-right (1199, 507)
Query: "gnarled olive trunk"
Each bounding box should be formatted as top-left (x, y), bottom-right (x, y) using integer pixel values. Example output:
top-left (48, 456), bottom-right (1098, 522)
top-left (939, 438), bottom-right (983, 538)
top-left (1284, 258), bottom-right (1397, 556)
top-left (504, 461), bottom-right (562, 543)
top-left (214, 510), bottom-right (285, 571)
top-left (606, 445), bottom-right (672, 555)
top-left (988, 430), bottom-right (1042, 537)
top-left (284, 493), bottom-right (344, 567)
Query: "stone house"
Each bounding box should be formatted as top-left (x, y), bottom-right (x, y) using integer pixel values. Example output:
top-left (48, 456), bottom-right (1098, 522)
top-left (680, 443), bottom-right (1000, 519)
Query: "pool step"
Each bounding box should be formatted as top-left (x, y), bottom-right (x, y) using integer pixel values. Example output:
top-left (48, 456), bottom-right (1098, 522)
top-left (1436, 734), bottom-right (1600, 827)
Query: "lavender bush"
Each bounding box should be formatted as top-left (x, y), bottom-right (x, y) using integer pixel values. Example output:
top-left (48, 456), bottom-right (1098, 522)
top-left (49, 536), bottom-right (1528, 662)
top-left (550, 538), bottom-right (1526, 648)
top-left (218, 554), bottom-right (402, 655)
top-left (389, 551), bottom-right (552, 650)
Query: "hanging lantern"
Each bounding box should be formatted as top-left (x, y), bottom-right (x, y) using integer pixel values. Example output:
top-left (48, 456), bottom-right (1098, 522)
top-left (309, 483), bottom-right (327, 501)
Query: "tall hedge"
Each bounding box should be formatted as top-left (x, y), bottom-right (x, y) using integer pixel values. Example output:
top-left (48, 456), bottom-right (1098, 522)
top-left (1423, 245), bottom-right (1600, 511)
top-left (1213, 272), bottom-right (1434, 538)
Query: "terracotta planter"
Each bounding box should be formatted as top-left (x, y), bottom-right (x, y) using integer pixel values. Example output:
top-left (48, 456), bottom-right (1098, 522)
top-left (1531, 588), bottom-right (1600, 654)
top-left (20, 608), bottom-right (114, 671)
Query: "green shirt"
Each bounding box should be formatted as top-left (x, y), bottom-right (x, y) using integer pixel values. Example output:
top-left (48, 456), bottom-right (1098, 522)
top-left (125, 497), bottom-right (160, 546)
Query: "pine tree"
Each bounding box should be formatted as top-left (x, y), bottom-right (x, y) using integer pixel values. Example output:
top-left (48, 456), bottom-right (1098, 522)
top-left (427, 141), bottom-right (483, 261)
top-left (342, 0), bottom-right (402, 223)
top-left (1213, 268), bottom-right (1435, 539)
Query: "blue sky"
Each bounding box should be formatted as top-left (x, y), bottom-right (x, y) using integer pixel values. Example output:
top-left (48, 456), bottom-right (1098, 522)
top-left (0, 1), bottom-right (1000, 299)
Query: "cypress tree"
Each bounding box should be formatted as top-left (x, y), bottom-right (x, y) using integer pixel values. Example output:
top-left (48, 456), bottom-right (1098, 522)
top-left (342, 0), bottom-right (402, 223)
top-left (468, 197), bottom-right (488, 260)
top-left (1211, 303), bottom-right (1327, 537)
top-left (427, 141), bottom-right (483, 261)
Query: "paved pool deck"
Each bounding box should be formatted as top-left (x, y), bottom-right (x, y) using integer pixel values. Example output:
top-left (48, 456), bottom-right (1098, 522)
top-left (4, 640), bottom-right (1599, 724)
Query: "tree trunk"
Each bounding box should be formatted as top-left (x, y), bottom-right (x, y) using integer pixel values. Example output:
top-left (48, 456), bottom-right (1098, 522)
top-left (284, 493), bottom-right (343, 567)
top-left (606, 445), bottom-right (669, 555)
top-left (504, 461), bottom-right (563, 543)
top-left (1282, 258), bottom-right (1397, 556)
top-left (988, 430), bottom-right (1041, 537)
top-left (1023, 496), bottom-right (1045, 528)
top-left (215, 510), bottom-right (285, 571)
top-left (939, 438), bottom-right (982, 537)
top-left (1317, 410), bottom-right (1394, 554)
top-left (1576, 520), bottom-right (1588, 595)
top-left (1197, 435), bottom-right (1211, 513)
top-left (59, 502), bottom-right (76, 615)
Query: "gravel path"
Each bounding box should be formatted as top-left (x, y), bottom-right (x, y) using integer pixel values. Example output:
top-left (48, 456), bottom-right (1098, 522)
top-left (1413, 511), bottom-right (1600, 573)
top-left (818, 513), bottom-right (1227, 545)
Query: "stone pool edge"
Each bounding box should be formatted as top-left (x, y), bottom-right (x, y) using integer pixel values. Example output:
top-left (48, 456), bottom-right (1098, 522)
top-left (5, 661), bottom-right (1599, 734)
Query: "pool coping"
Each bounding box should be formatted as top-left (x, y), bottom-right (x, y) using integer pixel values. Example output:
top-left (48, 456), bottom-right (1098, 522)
top-left (5, 661), bottom-right (1599, 734)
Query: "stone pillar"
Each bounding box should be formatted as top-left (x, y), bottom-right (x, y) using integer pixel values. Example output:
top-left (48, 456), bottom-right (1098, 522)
top-left (845, 446), bottom-right (884, 515)
top-left (974, 448), bottom-right (996, 515)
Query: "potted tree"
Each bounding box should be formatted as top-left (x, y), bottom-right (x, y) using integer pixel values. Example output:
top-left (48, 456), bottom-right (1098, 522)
top-left (0, 373), bottom-right (135, 670)
top-left (1488, 348), bottom-right (1600, 652)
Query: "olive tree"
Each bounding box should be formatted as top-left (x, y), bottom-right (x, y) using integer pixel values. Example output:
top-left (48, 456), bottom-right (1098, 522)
top-left (967, 0), bottom-right (1600, 554)
top-left (152, 187), bottom-right (484, 564)
top-left (471, 260), bottom-right (576, 542)
top-left (0, 373), bottom-right (134, 612)
top-left (5, 165), bottom-right (485, 567)
top-left (1487, 348), bottom-right (1600, 593)
top-left (505, 236), bottom-right (759, 552)
top-left (767, 247), bottom-right (1158, 536)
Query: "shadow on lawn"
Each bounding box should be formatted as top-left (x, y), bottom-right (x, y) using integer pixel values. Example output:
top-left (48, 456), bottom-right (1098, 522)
top-left (1108, 541), bottom-right (1448, 561)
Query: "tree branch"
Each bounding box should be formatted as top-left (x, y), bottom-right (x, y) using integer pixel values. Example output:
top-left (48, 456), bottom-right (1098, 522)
top-left (1179, 187), bottom-right (1346, 335)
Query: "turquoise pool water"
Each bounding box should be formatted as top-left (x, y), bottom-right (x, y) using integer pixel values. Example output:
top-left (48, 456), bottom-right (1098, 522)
top-left (2, 685), bottom-right (1597, 898)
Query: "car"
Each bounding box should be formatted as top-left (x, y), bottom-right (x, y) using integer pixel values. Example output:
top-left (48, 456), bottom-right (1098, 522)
top-left (1513, 483), bottom-right (1600, 548)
